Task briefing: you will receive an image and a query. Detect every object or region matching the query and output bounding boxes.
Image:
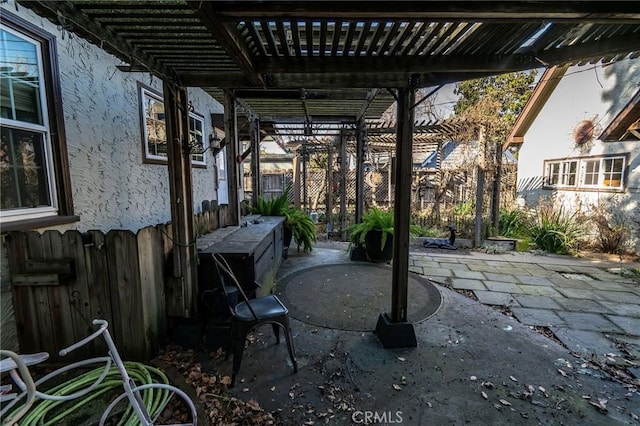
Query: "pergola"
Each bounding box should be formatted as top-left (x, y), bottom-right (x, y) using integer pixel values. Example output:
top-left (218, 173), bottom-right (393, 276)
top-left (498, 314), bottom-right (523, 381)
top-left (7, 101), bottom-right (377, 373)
top-left (19, 0), bottom-right (640, 346)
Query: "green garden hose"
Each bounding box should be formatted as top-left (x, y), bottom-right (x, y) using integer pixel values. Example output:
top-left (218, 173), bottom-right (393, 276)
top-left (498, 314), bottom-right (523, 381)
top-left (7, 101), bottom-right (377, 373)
top-left (5, 362), bottom-right (173, 425)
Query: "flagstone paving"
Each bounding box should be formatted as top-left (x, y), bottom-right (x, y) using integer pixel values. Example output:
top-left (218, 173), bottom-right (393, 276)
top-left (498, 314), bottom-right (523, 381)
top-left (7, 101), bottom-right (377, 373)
top-left (409, 249), bottom-right (640, 357)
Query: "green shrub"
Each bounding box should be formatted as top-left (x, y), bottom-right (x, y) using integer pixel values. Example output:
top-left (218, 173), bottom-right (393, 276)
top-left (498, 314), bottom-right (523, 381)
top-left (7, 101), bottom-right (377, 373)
top-left (498, 208), bottom-right (528, 238)
top-left (528, 202), bottom-right (585, 255)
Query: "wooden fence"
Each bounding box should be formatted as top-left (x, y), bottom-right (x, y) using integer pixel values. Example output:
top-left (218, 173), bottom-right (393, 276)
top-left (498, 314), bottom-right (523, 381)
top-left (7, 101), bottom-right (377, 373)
top-left (5, 206), bottom-right (228, 362)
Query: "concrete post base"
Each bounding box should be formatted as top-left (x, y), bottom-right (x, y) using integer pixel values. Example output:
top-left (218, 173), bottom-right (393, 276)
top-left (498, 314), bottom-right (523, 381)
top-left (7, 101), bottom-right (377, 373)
top-left (375, 313), bottom-right (417, 348)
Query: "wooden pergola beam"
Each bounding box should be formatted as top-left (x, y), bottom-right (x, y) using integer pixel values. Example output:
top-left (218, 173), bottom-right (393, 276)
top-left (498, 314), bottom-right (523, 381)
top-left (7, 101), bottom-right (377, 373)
top-left (187, 1), bottom-right (264, 87)
top-left (208, 1), bottom-right (640, 22)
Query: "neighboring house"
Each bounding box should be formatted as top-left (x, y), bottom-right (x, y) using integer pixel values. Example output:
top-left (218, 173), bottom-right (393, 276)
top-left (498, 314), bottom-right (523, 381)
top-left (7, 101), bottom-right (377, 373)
top-left (0, 6), bottom-right (226, 350)
top-left (506, 58), bottom-right (640, 252)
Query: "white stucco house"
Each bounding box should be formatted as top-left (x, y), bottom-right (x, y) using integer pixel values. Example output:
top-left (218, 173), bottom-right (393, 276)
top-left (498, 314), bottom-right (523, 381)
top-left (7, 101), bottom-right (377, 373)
top-left (506, 58), bottom-right (640, 253)
top-left (0, 5), bottom-right (228, 350)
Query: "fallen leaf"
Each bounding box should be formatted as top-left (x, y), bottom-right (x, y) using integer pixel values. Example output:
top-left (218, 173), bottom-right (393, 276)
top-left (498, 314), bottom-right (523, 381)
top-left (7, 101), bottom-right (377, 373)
top-left (401, 375), bottom-right (407, 384)
top-left (510, 376), bottom-right (518, 382)
top-left (470, 375), bottom-right (477, 381)
top-left (557, 369), bottom-right (567, 377)
top-left (589, 399), bottom-right (608, 414)
top-left (631, 413), bottom-right (638, 421)
top-left (481, 391), bottom-right (488, 400)
top-left (242, 387), bottom-right (250, 392)
top-left (220, 376), bottom-right (232, 385)
top-left (582, 395), bottom-right (591, 399)
top-left (392, 384), bottom-right (402, 391)
top-left (482, 381), bottom-right (495, 389)
top-left (270, 386), bottom-right (276, 392)
top-left (499, 399), bottom-right (512, 406)
top-left (397, 357), bottom-right (406, 362)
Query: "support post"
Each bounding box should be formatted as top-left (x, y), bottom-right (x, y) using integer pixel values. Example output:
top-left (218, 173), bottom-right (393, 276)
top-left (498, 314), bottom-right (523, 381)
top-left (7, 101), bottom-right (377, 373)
top-left (293, 155), bottom-right (301, 208)
top-left (163, 82), bottom-right (197, 318)
top-left (250, 117), bottom-right (261, 209)
top-left (355, 119), bottom-right (366, 223)
top-left (339, 130), bottom-right (347, 240)
top-left (474, 126), bottom-right (486, 247)
top-left (376, 87), bottom-right (416, 348)
top-left (223, 89), bottom-right (240, 225)
top-left (490, 140), bottom-right (502, 233)
top-left (326, 142), bottom-right (334, 232)
top-left (302, 148), bottom-right (308, 212)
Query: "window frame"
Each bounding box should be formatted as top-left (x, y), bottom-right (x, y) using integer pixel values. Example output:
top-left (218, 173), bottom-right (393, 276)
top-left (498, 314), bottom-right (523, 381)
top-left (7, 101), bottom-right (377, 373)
top-left (0, 10), bottom-right (76, 230)
top-left (189, 111), bottom-right (206, 168)
top-left (138, 82), bottom-right (207, 167)
top-left (543, 154), bottom-right (628, 191)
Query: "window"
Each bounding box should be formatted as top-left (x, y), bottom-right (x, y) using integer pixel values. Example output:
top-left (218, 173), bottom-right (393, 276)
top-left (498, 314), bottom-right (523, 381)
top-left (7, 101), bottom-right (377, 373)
top-left (582, 160), bottom-right (599, 186)
top-left (139, 83), bottom-right (206, 166)
top-left (543, 155), bottom-right (627, 190)
top-left (601, 157), bottom-right (624, 189)
top-left (189, 112), bottom-right (205, 166)
top-left (0, 11), bottom-right (74, 226)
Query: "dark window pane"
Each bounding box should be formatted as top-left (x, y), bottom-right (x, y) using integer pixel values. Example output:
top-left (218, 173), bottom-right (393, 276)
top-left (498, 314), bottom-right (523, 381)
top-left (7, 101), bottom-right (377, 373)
top-left (1, 126), bottom-right (51, 210)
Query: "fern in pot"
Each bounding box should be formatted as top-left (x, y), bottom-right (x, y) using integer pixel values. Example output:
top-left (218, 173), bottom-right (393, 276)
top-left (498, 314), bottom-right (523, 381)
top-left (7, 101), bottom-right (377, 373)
top-left (349, 208), bottom-right (420, 262)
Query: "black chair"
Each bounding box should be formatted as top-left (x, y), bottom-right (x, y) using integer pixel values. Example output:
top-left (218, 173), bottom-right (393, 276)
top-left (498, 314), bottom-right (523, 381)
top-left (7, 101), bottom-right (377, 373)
top-left (211, 253), bottom-right (297, 387)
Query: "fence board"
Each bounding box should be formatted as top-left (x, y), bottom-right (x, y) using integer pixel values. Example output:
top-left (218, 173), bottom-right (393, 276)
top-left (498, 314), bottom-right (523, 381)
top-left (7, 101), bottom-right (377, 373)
top-left (42, 230), bottom-right (77, 361)
top-left (84, 230), bottom-right (112, 356)
top-left (137, 226), bottom-right (166, 357)
top-left (61, 230), bottom-right (94, 361)
top-left (106, 230), bottom-right (145, 360)
top-left (8, 231), bottom-right (40, 353)
top-left (26, 231), bottom-right (56, 355)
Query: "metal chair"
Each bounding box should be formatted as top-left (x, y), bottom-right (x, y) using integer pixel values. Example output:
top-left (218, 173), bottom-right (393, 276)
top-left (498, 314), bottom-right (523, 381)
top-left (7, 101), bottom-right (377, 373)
top-left (211, 253), bottom-right (297, 387)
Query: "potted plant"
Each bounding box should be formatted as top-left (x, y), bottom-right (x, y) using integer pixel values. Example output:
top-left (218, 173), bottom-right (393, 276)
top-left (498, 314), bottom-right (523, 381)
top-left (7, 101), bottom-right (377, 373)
top-left (252, 185), bottom-right (316, 255)
top-left (348, 208), bottom-right (421, 262)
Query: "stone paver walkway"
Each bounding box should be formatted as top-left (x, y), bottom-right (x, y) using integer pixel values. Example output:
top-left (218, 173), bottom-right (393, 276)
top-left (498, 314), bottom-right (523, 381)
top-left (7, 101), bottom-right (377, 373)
top-left (409, 249), bottom-right (640, 358)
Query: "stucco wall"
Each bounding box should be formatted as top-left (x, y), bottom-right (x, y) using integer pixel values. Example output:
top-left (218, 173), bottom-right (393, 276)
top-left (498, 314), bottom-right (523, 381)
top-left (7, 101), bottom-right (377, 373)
top-left (0, 4), bottom-right (226, 350)
top-left (1, 4), bottom-right (224, 233)
top-left (515, 58), bottom-right (640, 253)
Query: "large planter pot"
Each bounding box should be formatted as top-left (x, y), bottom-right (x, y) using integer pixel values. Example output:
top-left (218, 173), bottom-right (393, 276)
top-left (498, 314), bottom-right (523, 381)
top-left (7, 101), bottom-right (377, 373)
top-left (364, 229), bottom-right (393, 263)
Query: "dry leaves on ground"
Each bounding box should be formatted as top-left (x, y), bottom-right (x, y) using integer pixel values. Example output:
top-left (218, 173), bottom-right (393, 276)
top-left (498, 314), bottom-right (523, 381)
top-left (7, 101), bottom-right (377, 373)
top-left (155, 346), bottom-right (277, 425)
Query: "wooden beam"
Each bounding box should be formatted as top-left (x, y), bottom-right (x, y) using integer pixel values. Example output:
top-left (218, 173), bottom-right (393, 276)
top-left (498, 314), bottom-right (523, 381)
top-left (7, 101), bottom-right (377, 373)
top-left (357, 89), bottom-right (381, 122)
top-left (187, 1), bottom-right (264, 86)
top-left (535, 33), bottom-right (640, 66)
top-left (355, 119), bottom-right (365, 224)
top-left (163, 82), bottom-right (197, 318)
top-left (250, 117), bottom-right (262, 209)
top-left (256, 53), bottom-right (537, 74)
top-left (209, 1), bottom-right (640, 22)
top-left (223, 90), bottom-right (241, 225)
top-left (390, 87), bottom-right (414, 324)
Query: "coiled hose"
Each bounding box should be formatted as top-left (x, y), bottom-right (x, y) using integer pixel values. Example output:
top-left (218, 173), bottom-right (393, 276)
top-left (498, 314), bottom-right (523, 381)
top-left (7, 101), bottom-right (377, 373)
top-left (4, 362), bottom-right (173, 426)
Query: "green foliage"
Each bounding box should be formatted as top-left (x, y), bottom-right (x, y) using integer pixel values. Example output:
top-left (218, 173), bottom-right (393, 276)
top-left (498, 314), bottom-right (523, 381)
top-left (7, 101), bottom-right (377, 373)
top-left (498, 208), bottom-right (528, 238)
top-left (284, 208), bottom-right (317, 253)
top-left (251, 184), bottom-right (316, 253)
top-left (454, 201), bottom-right (474, 217)
top-left (252, 186), bottom-right (291, 216)
top-left (348, 208), bottom-right (421, 249)
top-left (453, 70), bottom-right (537, 140)
top-left (528, 202), bottom-right (585, 255)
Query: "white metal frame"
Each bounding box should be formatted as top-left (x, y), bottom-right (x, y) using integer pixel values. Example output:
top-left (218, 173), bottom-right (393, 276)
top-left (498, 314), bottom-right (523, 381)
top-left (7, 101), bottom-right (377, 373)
top-left (0, 319), bottom-right (197, 425)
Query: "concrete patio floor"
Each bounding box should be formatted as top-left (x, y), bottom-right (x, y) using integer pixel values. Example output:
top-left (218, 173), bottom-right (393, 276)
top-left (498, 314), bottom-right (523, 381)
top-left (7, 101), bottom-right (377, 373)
top-left (202, 243), bottom-right (640, 425)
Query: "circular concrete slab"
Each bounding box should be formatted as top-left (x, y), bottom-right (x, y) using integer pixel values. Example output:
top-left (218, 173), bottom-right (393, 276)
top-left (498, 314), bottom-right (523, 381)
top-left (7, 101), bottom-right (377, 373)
top-left (276, 263), bottom-right (442, 331)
